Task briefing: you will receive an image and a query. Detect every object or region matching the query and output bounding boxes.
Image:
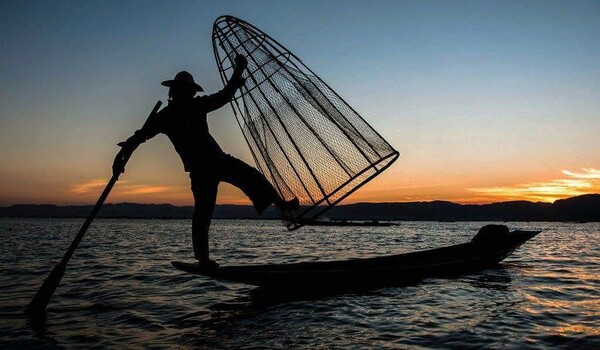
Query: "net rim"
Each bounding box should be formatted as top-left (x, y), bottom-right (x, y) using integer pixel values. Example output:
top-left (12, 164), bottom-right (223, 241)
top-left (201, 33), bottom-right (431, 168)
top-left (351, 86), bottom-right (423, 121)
top-left (287, 150), bottom-right (399, 230)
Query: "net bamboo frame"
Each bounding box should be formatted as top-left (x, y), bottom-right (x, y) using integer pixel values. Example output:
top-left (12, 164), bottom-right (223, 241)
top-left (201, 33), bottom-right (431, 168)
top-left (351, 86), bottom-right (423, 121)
top-left (212, 16), bottom-right (399, 230)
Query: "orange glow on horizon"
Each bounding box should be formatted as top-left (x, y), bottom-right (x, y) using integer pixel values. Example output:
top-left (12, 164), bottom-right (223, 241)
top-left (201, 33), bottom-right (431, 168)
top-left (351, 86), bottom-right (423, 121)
top-left (103, 168), bottom-right (600, 205)
top-left (68, 178), bottom-right (193, 205)
top-left (71, 179), bottom-right (108, 194)
top-left (469, 168), bottom-right (600, 203)
top-left (3, 167), bottom-right (598, 206)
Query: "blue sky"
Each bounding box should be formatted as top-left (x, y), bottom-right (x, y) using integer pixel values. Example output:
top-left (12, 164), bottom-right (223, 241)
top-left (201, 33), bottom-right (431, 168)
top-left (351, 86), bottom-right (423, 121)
top-left (0, 0), bottom-right (598, 205)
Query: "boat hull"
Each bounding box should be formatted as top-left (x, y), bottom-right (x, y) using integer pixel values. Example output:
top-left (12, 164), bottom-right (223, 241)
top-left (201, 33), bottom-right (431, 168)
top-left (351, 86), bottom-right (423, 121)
top-left (173, 230), bottom-right (539, 291)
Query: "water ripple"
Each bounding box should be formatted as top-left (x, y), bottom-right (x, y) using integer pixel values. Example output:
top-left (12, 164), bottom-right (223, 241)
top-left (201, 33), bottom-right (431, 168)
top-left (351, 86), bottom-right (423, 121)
top-left (0, 219), bottom-right (598, 349)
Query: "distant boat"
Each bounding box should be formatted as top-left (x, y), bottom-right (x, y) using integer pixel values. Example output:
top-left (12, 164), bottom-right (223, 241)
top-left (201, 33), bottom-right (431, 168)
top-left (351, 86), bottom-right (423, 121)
top-left (173, 225), bottom-right (540, 293)
top-left (299, 218), bottom-right (396, 227)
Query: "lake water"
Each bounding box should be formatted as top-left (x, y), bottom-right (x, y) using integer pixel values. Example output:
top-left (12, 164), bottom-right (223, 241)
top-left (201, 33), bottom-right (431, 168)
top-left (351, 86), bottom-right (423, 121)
top-left (0, 218), bottom-right (598, 349)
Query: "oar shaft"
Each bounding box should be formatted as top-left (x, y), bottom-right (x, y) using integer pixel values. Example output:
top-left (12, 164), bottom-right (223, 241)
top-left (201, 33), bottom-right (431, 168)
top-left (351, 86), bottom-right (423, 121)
top-left (26, 100), bottom-right (162, 318)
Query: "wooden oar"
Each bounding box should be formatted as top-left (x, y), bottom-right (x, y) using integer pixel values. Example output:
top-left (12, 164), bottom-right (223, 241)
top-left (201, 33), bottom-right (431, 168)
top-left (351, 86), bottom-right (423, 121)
top-left (26, 100), bottom-right (162, 319)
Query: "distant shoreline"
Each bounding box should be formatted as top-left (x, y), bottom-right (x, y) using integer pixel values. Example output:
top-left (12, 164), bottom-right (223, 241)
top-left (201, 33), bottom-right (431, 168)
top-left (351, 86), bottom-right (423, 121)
top-left (1, 194), bottom-right (598, 222)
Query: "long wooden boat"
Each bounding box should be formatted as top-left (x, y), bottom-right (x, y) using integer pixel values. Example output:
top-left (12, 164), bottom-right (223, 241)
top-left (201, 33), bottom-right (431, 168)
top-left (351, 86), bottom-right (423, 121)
top-left (173, 226), bottom-right (539, 292)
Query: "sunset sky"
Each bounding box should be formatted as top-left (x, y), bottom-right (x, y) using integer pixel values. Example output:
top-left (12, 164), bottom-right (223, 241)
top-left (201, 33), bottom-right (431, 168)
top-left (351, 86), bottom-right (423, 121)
top-left (1, 1), bottom-right (598, 206)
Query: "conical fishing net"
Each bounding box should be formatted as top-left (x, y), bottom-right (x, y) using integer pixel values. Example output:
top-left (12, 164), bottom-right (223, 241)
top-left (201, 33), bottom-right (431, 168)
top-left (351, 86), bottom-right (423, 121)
top-left (212, 16), bottom-right (398, 230)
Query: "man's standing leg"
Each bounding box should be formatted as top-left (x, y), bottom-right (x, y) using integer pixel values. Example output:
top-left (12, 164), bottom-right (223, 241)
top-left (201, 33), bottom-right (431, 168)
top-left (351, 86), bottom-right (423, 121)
top-left (190, 172), bottom-right (219, 264)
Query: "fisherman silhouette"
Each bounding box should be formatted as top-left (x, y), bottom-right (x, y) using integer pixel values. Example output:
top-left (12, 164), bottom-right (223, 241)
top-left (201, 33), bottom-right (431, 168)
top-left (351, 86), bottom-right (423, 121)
top-left (112, 54), bottom-right (299, 269)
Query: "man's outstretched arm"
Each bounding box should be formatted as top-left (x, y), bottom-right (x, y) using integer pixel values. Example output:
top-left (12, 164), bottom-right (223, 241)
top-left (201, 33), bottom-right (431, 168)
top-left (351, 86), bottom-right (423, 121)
top-left (200, 54), bottom-right (247, 112)
top-left (112, 101), bottom-right (163, 176)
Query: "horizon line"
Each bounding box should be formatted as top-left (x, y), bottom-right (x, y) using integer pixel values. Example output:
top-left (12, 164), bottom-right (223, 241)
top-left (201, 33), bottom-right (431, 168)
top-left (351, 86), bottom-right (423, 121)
top-left (2, 193), bottom-right (597, 208)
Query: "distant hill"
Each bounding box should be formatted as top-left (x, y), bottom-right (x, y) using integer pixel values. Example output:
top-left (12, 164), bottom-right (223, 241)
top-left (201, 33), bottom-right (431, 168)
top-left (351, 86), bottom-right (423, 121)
top-left (0, 194), bottom-right (598, 222)
top-left (327, 194), bottom-right (599, 222)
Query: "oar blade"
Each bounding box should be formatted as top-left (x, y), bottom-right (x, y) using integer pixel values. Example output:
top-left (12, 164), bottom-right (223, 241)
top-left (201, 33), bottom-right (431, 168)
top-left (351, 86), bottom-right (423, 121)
top-left (26, 261), bottom-right (66, 318)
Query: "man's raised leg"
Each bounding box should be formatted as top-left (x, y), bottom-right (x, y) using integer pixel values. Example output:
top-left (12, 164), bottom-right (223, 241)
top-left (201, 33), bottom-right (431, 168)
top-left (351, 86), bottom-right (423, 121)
top-left (218, 154), bottom-right (299, 214)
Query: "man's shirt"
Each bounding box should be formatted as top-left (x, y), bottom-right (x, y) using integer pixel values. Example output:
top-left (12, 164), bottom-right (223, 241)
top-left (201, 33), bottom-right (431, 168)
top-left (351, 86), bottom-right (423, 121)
top-left (133, 83), bottom-right (239, 172)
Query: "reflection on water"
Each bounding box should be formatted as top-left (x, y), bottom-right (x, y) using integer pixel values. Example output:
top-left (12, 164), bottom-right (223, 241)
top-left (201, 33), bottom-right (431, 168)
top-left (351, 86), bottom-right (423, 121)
top-left (0, 219), bottom-right (598, 349)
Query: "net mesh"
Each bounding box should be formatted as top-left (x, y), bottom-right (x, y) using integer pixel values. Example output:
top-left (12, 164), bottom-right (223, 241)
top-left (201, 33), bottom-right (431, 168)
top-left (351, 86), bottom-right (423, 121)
top-left (212, 16), bottom-right (398, 229)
